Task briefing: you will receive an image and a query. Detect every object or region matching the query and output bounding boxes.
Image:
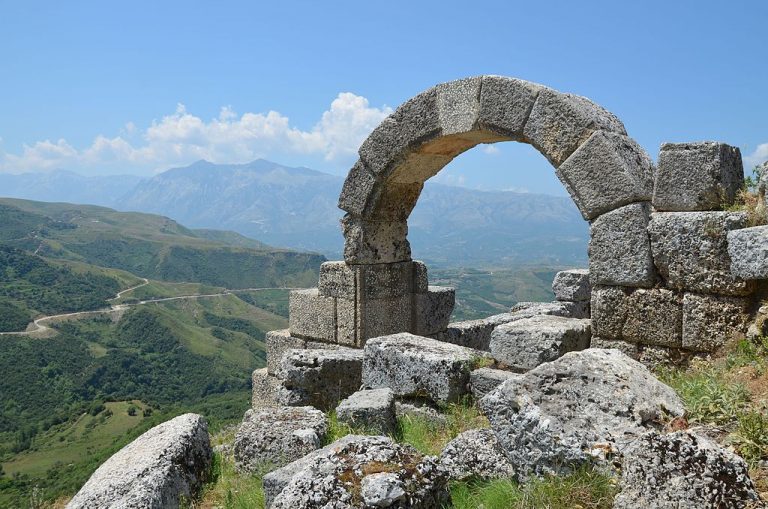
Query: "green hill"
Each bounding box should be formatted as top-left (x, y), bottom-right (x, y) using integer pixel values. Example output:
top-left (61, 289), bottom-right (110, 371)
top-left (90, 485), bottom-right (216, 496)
top-left (0, 198), bottom-right (324, 289)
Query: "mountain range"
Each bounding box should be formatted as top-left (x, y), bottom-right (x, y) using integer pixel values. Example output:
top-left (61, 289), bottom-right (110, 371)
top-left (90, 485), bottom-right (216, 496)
top-left (0, 160), bottom-right (589, 267)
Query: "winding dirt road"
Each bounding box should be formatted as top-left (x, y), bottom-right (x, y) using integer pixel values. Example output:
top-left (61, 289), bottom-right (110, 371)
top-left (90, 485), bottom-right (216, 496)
top-left (0, 281), bottom-right (299, 338)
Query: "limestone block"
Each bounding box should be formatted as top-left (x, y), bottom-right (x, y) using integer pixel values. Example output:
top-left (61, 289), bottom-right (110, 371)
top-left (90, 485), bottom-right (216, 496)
top-left (477, 76), bottom-right (542, 140)
top-left (338, 159), bottom-right (378, 216)
top-left (433, 313), bottom-right (517, 351)
top-left (234, 407), bottom-right (328, 473)
top-left (342, 214), bottom-right (410, 265)
top-left (358, 88), bottom-right (440, 178)
top-left (589, 202), bottom-right (656, 287)
top-left (557, 131), bottom-right (654, 220)
top-left (552, 268), bottom-right (591, 301)
top-left (66, 414), bottom-right (211, 509)
top-left (653, 142), bottom-right (744, 211)
top-left (439, 429), bottom-right (516, 482)
top-left (370, 180), bottom-right (424, 220)
top-left (394, 401), bottom-right (447, 426)
top-left (335, 388), bottom-right (396, 435)
top-left (469, 367), bottom-right (522, 400)
top-left (614, 431), bottom-right (761, 509)
top-left (523, 88), bottom-right (627, 167)
top-left (318, 260), bottom-right (425, 299)
top-left (589, 337), bottom-right (639, 358)
top-left (591, 286), bottom-right (682, 347)
top-left (728, 225), bottom-right (768, 279)
top-left (414, 285), bottom-right (455, 336)
top-left (436, 77), bottom-right (482, 135)
top-left (267, 435), bottom-right (447, 509)
top-left (288, 288), bottom-right (335, 342)
top-left (682, 293), bottom-right (751, 352)
top-left (509, 300), bottom-right (589, 318)
top-left (362, 333), bottom-right (491, 404)
top-left (648, 211), bottom-right (753, 296)
top-left (359, 293), bottom-right (413, 342)
top-left (317, 261), bottom-right (357, 299)
top-left (335, 297), bottom-right (357, 346)
top-left (276, 348), bottom-right (364, 411)
top-left (489, 315), bottom-right (592, 371)
top-left (266, 329), bottom-right (306, 375)
top-left (479, 349), bottom-right (684, 479)
top-left (251, 368), bottom-right (280, 409)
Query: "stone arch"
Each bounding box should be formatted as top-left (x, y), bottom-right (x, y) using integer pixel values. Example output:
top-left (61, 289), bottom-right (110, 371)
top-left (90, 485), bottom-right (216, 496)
top-left (338, 75), bottom-right (655, 265)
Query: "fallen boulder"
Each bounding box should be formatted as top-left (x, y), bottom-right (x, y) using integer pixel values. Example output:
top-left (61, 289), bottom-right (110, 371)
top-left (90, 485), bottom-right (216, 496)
top-left (234, 406), bottom-right (328, 474)
top-left (479, 349), bottom-right (684, 478)
top-left (66, 413), bottom-right (211, 509)
top-left (614, 430), bottom-right (763, 509)
top-left (439, 428), bottom-right (516, 481)
top-left (469, 367), bottom-right (522, 400)
top-left (265, 435), bottom-right (448, 508)
top-left (336, 388), bottom-right (397, 435)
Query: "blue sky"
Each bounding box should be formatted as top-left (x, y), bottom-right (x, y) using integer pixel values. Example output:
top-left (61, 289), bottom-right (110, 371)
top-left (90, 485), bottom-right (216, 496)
top-left (1, 0), bottom-right (766, 195)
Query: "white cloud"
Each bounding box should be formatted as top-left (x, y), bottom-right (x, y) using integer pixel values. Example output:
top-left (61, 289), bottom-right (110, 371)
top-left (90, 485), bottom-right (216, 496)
top-left (745, 142), bottom-right (768, 169)
top-left (0, 93), bottom-right (392, 174)
top-left (481, 144), bottom-right (500, 155)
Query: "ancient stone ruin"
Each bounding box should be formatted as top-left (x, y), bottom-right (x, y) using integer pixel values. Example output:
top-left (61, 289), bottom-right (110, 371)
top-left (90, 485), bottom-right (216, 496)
top-left (68, 76), bottom-right (768, 508)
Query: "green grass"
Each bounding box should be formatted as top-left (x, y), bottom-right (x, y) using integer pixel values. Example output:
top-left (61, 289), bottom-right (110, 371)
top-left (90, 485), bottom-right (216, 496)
top-left (197, 453), bottom-right (266, 509)
top-left (448, 466), bottom-right (618, 509)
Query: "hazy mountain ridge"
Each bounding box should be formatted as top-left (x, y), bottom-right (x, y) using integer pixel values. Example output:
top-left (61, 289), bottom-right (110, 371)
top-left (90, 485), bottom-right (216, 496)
top-left (0, 159), bottom-right (590, 266)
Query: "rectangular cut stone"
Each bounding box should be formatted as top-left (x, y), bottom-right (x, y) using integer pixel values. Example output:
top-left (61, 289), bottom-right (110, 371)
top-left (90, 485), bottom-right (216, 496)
top-left (523, 88), bottom-right (627, 167)
top-left (653, 142), bottom-right (744, 211)
top-left (727, 226), bottom-right (768, 279)
top-left (335, 388), bottom-right (396, 435)
top-left (318, 261), bottom-right (357, 298)
top-left (469, 367), bottom-right (522, 400)
top-left (556, 131), bottom-right (654, 220)
top-left (288, 288), bottom-right (336, 342)
top-left (319, 260), bottom-right (427, 299)
top-left (362, 333), bottom-right (491, 404)
top-left (682, 293), bottom-right (751, 352)
top-left (648, 212), bottom-right (753, 296)
top-left (436, 77), bottom-right (482, 135)
top-left (589, 202), bottom-right (656, 287)
top-left (432, 313), bottom-right (519, 351)
top-left (477, 76), bottom-right (541, 141)
top-left (552, 268), bottom-right (591, 301)
top-left (266, 329), bottom-right (306, 375)
top-left (335, 297), bottom-right (357, 346)
top-left (414, 285), bottom-right (455, 336)
top-left (360, 294), bottom-right (413, 342)
top-left (489, 315), bottom-right (592, 371)
top-left (276, 349), bottom-right (364, 411)
top-left (252, 368), bottom-right (280, 409)
top-left (590, 337), bottom-right (639, 358)
top-left (591, 285), bottom-right (682, 347)
top-left (342, 215), bottom-right (411, 265)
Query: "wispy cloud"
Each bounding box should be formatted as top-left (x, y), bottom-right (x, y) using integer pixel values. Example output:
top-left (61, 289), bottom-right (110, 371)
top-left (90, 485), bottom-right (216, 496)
top-left (744, 142), bottom-right (768, 169)
top-left (0, 93), bottom-right (392, 174)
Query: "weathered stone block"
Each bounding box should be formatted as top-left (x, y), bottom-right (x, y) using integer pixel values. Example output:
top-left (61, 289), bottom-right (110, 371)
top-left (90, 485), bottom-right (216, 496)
top-left (591, 286), bottom-right (682, 347)
top-left (728, 225), bottom-right (768, 280)
top-left (266, 329), bottom-right (306, 375)
top-left (589, 202), bottom-right (656, 287)
top-left (479, 349), bottom-right (684, 479)
top-left (439, 429), bottom-right (516, 482)
top-left (288, 288), bottom-right (335, 342)
top-left (653, 142), bottom-right (744, 211)
top-left (477, 76), bottom-right (542, 140)
top-left (318, 260), bottom-right (426, 299)
top-left (523, 88), bottom-right (626, 167)
top-left (489, 315), bottom-right (592, 371)
top-left (509, 300), bottom-right (588, 318)
top-left (317, 261), bottom-right (357, 299)
top-left (276, 349), bottom-right (364, 411)
top-left (335, 297), bottom-right (357, 346)
top-left (589, 337), bottom-right (639, 358)
top-left (335, 388), bottom-right (396, 435)
top-left (338, 159), bottom-right (378, 216)
top-left (362, 333), bottom-right (490, 404)
top-left (251, 368), bottom-right (280, 409)
top-left (66, 414), bottom-right (211, 509)
top-left (234, 407), bottom-right (327, 473)
top-left (358, 88), bottom-right (440, 178)
top-left (682, 293), bottom-right (751, 352)
top-left (469, 367), bottom-right (522, 400)
top-left (552, 268), bottom-right (591, 301)
top-left (614, 431), bottom-right (761, 509)
top-left (342, 214), bottom-right (411, 265)
top-left (436, 77), bottom-right (482, 135)
top-left (414, 285), bottom-right (455, 335)
top-left (648, 211), bottom-right (753, 296)
top-left (557, 131), bottom-right (654, 220)
top-left (432, 313), bottom-right (518, 351)
top-left (360, 293), bottom-right (413, 342)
